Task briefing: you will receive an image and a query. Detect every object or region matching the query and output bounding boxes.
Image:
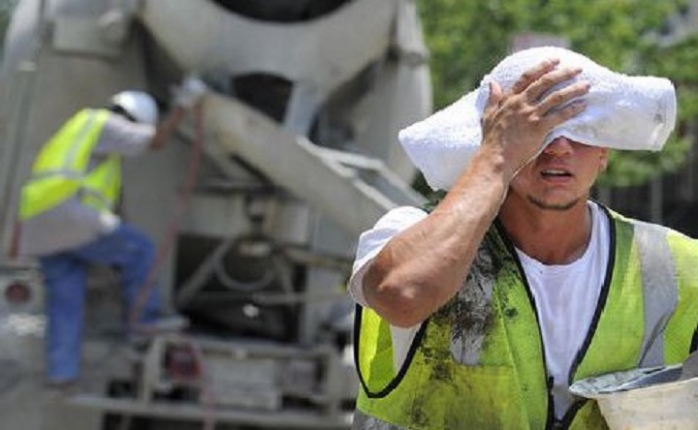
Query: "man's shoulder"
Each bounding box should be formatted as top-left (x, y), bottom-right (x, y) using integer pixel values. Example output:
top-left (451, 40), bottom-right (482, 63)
top-left (74, 107), bottom-right (111, 118)
top-left (607, 207), bottom-right (698, 248)
top-left (96, 113), bottom-right (155, 154)
top-left (60, 108), bottom-right (110, 125)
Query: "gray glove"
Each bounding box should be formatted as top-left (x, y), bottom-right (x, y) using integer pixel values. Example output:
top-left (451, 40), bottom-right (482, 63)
top-left (173, 75), bottom-right (208, 109)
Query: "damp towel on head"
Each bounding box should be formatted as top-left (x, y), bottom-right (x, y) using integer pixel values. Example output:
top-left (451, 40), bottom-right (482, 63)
top-left (399, 46), bottom-right (677, 191)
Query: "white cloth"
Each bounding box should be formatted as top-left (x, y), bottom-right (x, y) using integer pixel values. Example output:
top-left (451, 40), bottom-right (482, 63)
top-left (399, 46), bottom-right (677, 190)
top-left (19, 112), bottom-right (154, 256)
top-left (349, 202), bottom-right (609, 419)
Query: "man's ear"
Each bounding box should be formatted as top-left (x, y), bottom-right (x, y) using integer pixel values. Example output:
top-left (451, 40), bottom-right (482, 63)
top-left (599, 149), bottom-right (609, 172)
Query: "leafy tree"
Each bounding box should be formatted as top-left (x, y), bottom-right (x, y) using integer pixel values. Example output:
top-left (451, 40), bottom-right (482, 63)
top-left (417, 0), bottom-right (695, 188)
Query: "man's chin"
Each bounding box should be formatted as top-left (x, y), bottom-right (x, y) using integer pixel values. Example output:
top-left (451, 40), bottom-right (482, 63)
top-left (527, 197), bottom-right (580, 211)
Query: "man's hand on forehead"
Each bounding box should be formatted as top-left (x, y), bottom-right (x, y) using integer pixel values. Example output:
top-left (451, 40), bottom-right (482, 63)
top-left (480, 59), bottom-right (590, 179)
top-left (398, 46), bottom-right (676, 191)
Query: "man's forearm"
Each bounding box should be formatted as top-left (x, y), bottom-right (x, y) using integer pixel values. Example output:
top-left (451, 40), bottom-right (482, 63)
top-left (363, 148), bottom-right (509, 327)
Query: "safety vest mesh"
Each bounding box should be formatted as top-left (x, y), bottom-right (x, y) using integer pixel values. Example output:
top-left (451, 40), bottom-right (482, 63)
top-left (354, 209), bottom-right (698, 430)
top-left (19, 109), bottom-right (115, 219)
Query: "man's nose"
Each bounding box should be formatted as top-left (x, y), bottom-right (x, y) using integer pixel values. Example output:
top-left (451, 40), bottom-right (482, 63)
top-left (542, 136), bottom-right (574, 155)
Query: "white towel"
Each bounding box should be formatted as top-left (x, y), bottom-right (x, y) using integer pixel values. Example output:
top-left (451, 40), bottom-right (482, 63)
top-left (399, 46), bottom-right (677, 190)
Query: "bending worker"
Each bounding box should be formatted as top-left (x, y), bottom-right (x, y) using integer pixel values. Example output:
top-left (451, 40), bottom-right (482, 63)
top-left (349, 46), bottom-right (698, 429)
top-left (17, 78), bottom-right (206, 387)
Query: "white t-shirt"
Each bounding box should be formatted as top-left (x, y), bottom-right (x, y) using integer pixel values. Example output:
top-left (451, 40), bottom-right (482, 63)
top-left (516, 202), bottom-right (608, 417)
top-left (349, 202), bottom-right (609, 419)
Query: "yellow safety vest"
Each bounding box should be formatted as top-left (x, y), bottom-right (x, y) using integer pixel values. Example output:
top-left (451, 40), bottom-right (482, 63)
top-left (19, 109), bottom-right (120, 220)
top-left (354, 206), bottom-right (698, 430)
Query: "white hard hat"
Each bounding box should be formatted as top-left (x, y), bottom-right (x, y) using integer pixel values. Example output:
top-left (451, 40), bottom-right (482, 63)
top-left (109, 90), bottom-right (158, 125)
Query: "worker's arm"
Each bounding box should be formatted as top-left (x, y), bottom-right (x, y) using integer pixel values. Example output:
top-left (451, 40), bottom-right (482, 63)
top-left (148, 106), bottom-right (187, 150)
top-left (362, 59), bottom-right (590, 328)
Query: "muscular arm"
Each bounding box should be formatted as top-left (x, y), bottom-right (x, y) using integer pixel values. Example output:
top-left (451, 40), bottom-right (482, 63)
top-left (362, 59), bottom-right (590, 327)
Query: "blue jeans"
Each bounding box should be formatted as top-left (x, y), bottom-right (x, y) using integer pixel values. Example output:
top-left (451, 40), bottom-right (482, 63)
top-left (39, 223), bottom-right (161, 382)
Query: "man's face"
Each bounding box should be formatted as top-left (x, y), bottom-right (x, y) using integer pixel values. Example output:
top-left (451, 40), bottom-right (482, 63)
top-left (508, 137), bottom-right (608, 211)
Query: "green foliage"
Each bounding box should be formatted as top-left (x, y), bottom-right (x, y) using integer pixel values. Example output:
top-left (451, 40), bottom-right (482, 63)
top-left (417, 0), bottom-right (695, 188)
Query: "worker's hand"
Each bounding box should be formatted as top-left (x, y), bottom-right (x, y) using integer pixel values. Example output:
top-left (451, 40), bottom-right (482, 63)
top-left (151, 76), bottom-right (207, 150)
top-left (173, 75), bottom-right (208, 109)
top-left (479, 59), bottom-right (590, 181)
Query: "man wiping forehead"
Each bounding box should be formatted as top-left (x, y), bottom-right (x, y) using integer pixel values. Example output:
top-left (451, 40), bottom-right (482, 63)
top-left (400, 46), bottom-right (676, 191)
top-left (349, 47), bottom-right (695, 430)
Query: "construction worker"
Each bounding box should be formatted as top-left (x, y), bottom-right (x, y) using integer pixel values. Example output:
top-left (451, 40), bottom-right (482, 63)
top-left (17, 78), bottom-right (207, 387)
top-left (349, 47), bottom-right (698, 429)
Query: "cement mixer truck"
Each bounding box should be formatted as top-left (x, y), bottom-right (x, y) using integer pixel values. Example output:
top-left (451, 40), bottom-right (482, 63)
top-left (0, 1), bottom-right (431, 429)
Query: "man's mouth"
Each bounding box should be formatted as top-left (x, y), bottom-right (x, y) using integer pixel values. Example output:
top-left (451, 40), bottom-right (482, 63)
top-left (541, 169), bottom-right (572, 178)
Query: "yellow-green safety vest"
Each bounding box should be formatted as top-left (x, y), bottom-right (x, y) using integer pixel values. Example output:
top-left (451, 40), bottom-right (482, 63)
top-left (354, 206), bottom-right (698, 430)
top-left (20, 108), bottom-right (121, 220)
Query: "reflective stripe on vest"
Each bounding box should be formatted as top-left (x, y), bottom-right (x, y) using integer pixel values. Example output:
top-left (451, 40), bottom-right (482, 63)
top-left (80, 155), bottom-right (121, 212)
top-left (19, 109), bottom-right (112, 219)
top-left (354, 208), bottom-right (698, 430)
top-left (635, 221), bottom-right (677, 366)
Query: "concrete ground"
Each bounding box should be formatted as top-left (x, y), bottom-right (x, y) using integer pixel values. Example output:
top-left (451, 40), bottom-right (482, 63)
top-left (0, 282), bottom-right (131, 430)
